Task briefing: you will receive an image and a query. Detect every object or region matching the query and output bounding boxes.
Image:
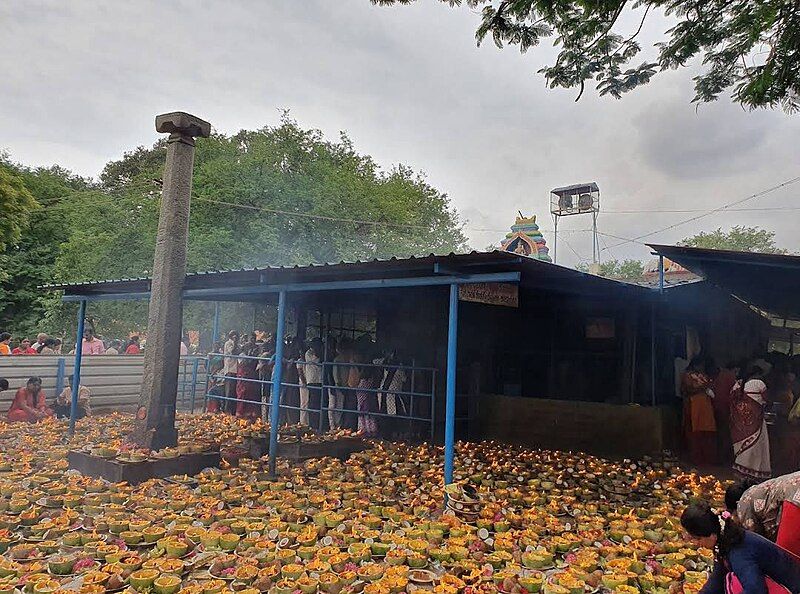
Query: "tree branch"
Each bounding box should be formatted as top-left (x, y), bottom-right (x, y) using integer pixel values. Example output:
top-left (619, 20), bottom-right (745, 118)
top-left (611, 4), bottom-right (651, 58)
top-left (585, 1), bottom-right (628, 53)
top-left (575, 79), bottom-right (586, 101)
top-left (477, 0), bottom-right (510, 44)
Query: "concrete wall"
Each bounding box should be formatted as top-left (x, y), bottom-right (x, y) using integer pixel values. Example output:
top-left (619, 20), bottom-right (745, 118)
top-left (0, 356), bottom-right (206, 413)
top-left (478, 393), bottom-right (679, 458)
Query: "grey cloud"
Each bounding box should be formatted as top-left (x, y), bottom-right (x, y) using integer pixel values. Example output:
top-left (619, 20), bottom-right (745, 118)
top-left (633, 93), bottom-right (783, 179)
top-left (0, 0), bottom-right (798, 267)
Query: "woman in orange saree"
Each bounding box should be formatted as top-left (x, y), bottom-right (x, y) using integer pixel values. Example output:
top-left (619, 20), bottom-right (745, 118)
top-left (681, 356), bottom-right (717, 466)
top-left (7, 377), bottom-right (53, 423)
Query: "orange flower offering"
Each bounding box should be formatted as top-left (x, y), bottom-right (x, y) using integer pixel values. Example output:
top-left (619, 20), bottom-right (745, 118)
top-left (0, 414), bottom-right (724, 594)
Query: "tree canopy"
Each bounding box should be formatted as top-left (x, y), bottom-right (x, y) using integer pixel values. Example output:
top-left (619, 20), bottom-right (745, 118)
top-left (678, 225), bottom-right (789, 253)
top-left (577, 258), bottom-right (645, 281)
top-left (0, 163), bottom-right (38, 254)
top-left (1, 116), bottom-right (468, 340)
top-left (371, 0), bottom-right (800, 112)
top-left (0, 164), bottom-right (91, 338)
top-left (578, 225), bottom-right (789, 284)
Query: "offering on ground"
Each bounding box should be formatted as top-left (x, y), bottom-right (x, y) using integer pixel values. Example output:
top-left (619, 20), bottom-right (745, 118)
top-left (0, 414), bottom-right (723, 594)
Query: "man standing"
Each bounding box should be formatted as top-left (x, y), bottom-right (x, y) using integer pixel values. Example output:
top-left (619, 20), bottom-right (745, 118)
top-left (223, 331), bottom-right (239, 414)
top-left (81, 329), bottom-right (105, 356)
top-left (331, 338), bottom-right (354, 431)
top-left (31, 333), bottom-right (48, 352)
top-left (301, 339), bottom-right (324, 429)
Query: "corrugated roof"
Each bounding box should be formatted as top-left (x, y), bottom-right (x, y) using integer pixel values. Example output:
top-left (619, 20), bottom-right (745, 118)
top-left (42, 251), bottom-right (511, 290)
top-left (551, 182), bottom-right (599, 195)
top-left (43, 250), bottom-right (649, 299)
top-left (648, 244), bottom-right (800, 317)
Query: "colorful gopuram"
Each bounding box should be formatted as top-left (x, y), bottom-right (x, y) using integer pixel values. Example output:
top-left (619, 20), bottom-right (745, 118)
top-left (500, 214), bottom-right (552, 262)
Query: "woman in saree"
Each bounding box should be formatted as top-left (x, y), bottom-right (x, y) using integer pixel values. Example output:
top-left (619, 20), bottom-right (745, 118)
top-left (731, 366), bottom-right (772, 480)
top-left (235, 337), bottom-right (260, 420)
top-left (7, 377), bottom-right (53, 423)
top-left (681, 355), bottom-right (718, 465)
top-left (356, 364), bottom-right (382, 437)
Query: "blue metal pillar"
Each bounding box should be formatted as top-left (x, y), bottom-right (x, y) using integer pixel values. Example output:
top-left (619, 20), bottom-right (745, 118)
top-left (268, 291), bottom-right (287, 477)
top-left (69, 300), bottom-right (87, 436)
top-left (650, 301), bottom-right (656, 407)
top-left (55, 358), bottom-right (66, 400)
top-left (211, 302), bottom-right (220, 345)
top-left (658, 255), bottom-right (665, 293)
top-left (444, 283), bottom-right (459, 485)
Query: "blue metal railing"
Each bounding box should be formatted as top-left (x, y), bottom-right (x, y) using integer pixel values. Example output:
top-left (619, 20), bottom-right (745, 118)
top-left (177, 356), bottom-right (206, 412)
top-left (202, 352), bottom-right (438, 439)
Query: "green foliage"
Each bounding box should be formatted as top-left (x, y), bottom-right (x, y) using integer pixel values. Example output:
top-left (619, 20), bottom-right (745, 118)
top-left (576, 258), bottom-right (644, 280)
top-left (0, 162), bottom-right (38, 254)
top-left (678, 225), bottom-right (788, 253)
top-left (2, 116), bottom-right (468, 340)
top-left (371, 0), bottom-right (800, 112)
top-left (0, 164), bottom-right (89, 337)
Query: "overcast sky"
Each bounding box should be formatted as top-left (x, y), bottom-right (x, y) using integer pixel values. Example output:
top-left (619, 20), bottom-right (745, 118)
top-left (2, 0), bottom-right (799, 267)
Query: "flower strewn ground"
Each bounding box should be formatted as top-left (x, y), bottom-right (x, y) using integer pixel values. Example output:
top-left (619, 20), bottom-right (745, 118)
top-left (0, 414), bottom-right (723, 594)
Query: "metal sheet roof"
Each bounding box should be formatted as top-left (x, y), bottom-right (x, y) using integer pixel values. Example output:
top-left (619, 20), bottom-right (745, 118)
top-left (551, 182), bottom-right (599, 195)
top-left (44, 250), bottom-right (649, 301)
top-left (647, 244), bottom-right (800, 317)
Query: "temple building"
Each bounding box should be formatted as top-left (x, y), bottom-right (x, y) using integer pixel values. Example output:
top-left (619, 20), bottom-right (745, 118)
top-left (500, 214), bottom-right (551, 262)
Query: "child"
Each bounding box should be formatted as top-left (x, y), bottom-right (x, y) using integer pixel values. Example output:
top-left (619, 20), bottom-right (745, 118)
top-left (55, 375), bottom-right (91, 420)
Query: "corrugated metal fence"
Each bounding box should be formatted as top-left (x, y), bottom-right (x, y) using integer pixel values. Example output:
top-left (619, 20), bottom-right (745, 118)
top-left (0, 356), bottom-right (207, 413)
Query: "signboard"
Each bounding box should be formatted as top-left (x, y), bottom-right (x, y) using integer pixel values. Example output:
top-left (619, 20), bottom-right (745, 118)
top-left (458, 283), bottom-right (519, 308)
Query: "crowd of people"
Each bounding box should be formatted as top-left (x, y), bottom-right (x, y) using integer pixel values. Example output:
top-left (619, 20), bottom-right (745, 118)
top-left (207, 330), bottom-right (419, 439)
top-left (0, 328), bottom-right (195, 356)
top-left (679, 351), bottom-right (800, 479)
top-left (0, 328), bottom-right (195, 423)
top-left (0, 332), bottom-right (62, 355)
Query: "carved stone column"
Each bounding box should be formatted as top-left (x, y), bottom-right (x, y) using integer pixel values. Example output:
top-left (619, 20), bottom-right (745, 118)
top-left (132, 112), bottom-right (210, 449)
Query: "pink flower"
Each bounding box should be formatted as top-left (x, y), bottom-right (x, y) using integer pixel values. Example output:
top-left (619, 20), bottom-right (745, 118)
top-left (645, 559), bottom-right (662, 574)
top-left (74, 558), bottom-right (96, 571)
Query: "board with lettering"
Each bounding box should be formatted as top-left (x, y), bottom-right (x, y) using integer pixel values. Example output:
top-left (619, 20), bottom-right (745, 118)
top-left (458, 283), bottom-right (519, 308)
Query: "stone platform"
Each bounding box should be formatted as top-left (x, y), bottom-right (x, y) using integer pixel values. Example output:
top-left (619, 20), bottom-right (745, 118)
top-left (243, 435), bottom-right (368, 461)
top-left (67, 450), bottom-right (221, 484)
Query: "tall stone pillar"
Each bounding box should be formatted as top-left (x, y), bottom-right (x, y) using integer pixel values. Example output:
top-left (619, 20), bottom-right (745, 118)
top-left (133, 112), bottom-right (210, 449)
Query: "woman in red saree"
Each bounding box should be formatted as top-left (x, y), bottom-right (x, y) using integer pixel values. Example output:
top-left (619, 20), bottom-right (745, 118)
top-left (681, 356), bottom-right (717, 466)
top-left (235, 338), bottom-right (260, 420)
top-left (7, 377), bottom-right (53, 423)
top-left (731, 367), bottom-right (771, 480)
